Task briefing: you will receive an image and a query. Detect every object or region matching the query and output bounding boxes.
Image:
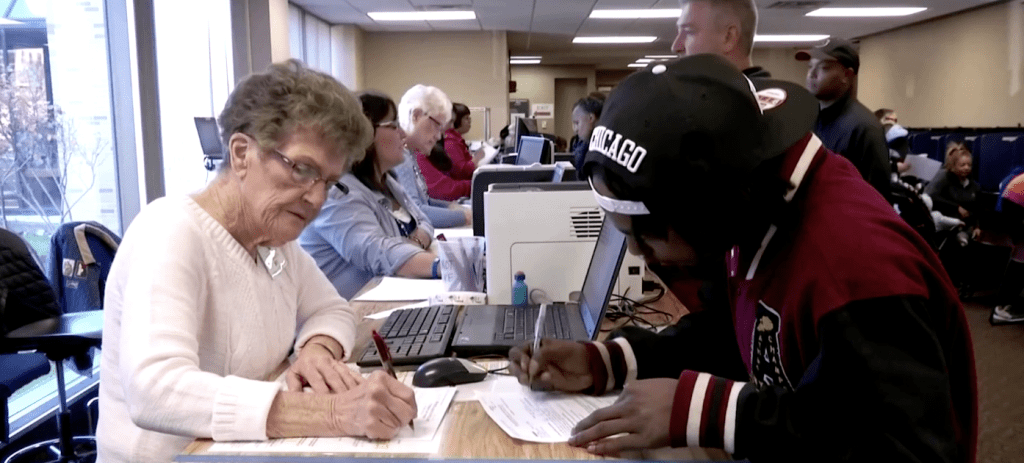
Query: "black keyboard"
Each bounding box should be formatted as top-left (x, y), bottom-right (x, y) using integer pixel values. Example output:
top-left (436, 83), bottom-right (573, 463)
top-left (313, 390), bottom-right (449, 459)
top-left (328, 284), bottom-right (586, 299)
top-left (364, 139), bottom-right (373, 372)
top-left (357, 305), bottom-right (458, 367)
top-left (498, 304), bottom-right (572, 341)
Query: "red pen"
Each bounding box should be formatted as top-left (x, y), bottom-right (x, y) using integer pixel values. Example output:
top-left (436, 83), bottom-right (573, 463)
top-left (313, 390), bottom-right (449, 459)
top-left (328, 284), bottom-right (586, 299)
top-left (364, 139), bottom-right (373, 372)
top-left (371, 330), bottom-right (415, 430)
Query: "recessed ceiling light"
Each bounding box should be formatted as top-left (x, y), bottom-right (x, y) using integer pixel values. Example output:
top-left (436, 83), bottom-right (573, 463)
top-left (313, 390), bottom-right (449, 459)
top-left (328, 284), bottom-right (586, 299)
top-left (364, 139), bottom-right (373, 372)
top-left (590, 9), bottom-right (681, 19)
top-left (510, 59), bottom-right (541, 65)
top-left (627, 63), bottom-right (648, 68)
top-left (755, 34), bottom-right (830, 42)
top-left (806, 7), bottom-right (926, 17)
top-left (645, 55), bottom-right (678, 59)
top-left (368, 11), bottom-right (476, 21)
top-left (510, 56), bottom-right (541, 60)
top-left (573, 36), bottom-right (658, 44)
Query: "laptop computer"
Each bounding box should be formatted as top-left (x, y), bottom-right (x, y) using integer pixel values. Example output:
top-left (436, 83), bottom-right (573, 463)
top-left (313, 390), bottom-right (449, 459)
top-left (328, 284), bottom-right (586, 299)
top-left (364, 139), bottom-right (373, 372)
top-left (450, 213), bottom-right (627, 356)
top-left (194, 117), bottom-right (223, 158)
top-left (516, 135), bottom-right (547, 166)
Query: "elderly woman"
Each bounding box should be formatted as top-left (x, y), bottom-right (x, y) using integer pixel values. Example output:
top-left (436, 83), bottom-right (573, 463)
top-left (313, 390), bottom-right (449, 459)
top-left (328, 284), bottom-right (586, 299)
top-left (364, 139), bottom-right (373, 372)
top-left (96, 61), bottom-right (416, 463)
top-left (392, 84), bottom-right (471, 227)
top-left (416, 102), bottom-right (478, 201)
top-left (300, 92), bottom-right (439, 299)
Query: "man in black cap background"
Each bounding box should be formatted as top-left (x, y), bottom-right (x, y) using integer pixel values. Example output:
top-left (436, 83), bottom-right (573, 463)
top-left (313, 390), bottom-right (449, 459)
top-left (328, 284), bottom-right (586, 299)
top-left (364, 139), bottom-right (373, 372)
top-left (508, 54), bottom-right (976, 462)
top-left (798, 38), bottom-right (892, 202)
top-left (672, 0), bottom-right (770, 77)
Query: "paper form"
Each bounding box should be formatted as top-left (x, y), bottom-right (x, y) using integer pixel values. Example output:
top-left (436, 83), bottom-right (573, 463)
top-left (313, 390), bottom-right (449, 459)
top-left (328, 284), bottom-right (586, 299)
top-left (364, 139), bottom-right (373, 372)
top-left (352, 277), bottom-right (445, 301)
top-left (206, 386), bottom-right (456, 454)
top-left (479, 388), bottom-right (619, 443)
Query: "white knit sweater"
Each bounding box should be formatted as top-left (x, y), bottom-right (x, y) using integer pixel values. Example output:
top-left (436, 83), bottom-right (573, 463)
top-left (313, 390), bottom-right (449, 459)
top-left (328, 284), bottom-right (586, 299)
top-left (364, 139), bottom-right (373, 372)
top-left (96, 196), bottom-right (356, 463)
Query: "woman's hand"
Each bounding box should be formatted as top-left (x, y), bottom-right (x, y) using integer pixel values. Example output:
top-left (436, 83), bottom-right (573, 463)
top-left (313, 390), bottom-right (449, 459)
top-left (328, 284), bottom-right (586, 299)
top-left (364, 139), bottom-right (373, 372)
top-left (958, 206), bottom-right (970, 219)
top-left (331, 371), bottom-right (418, 440)
top-left (508, 339), bottom-right (594, 392)
top-left (568, 378), bottom-right (677, 456)
top-left (972, 227), bottom-right (982, 240)
top-left (288, 337), bottom-right (361, 393)
top-left (409, 228), bottom-right (432, 250)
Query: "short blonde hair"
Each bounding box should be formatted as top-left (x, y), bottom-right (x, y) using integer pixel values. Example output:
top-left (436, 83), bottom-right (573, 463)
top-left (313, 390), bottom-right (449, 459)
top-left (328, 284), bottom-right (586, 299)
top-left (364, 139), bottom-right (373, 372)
top-left (218, 59), bottom-right (372, 171)
top-left (397, 85), bottom-right (452, 134)
top-left (944, 141), bottom-right (972, 171)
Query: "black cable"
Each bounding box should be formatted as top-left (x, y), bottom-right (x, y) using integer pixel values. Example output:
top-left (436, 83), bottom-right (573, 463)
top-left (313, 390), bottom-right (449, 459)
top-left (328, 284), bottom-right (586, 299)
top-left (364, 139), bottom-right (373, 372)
top-left (604, 291), bottom-right (674, 331)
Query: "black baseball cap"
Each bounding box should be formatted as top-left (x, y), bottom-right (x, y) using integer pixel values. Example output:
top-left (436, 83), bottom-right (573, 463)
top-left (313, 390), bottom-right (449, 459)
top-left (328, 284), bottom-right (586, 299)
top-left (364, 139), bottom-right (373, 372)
top-left (581, 53), bottom-right (818, 217)
top-left (795, 37), bottom-right (860, 74)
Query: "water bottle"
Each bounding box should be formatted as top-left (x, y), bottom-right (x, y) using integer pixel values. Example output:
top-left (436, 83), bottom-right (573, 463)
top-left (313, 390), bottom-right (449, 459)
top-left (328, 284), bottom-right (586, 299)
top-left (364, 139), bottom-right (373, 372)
top-left (512, 271), bottom-right (528, 306)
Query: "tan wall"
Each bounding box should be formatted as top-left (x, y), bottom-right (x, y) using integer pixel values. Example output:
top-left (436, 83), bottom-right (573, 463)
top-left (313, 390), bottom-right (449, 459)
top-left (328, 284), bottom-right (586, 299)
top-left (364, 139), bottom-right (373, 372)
top-left (331, 24), bottom-right (363, 90)
top-left (752, 47), bottom-right (808, 87)
top-left (859, 1), bottom-right (1024, 128)
top-left (509, 65), bottom-right (597, 132)
top-left (362, 31), bottom-right (509, 142)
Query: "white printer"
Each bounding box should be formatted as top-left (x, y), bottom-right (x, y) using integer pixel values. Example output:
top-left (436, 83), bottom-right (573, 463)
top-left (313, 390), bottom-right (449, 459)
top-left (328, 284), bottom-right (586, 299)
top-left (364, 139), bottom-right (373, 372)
top-left (483, 181), bottom-right (645, 304)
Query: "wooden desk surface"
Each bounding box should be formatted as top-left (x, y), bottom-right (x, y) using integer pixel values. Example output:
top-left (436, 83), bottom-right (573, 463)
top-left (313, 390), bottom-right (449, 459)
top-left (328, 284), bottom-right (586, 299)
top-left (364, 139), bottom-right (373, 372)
top-left (179, 278), bottom-right (730, 462)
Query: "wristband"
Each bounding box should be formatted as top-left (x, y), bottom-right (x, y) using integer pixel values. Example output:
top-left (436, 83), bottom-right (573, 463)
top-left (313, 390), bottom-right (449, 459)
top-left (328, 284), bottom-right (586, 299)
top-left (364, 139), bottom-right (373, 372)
top-left (431, 257), bottom-right (441, 279)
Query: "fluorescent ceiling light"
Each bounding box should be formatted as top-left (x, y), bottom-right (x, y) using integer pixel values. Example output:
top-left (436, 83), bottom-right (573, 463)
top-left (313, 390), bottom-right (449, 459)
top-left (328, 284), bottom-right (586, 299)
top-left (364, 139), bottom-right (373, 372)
top-left (807, 7), bottom-right (926, 17)
top-left (368, 11), bottom-right (476, 21)
top-left (590, 9), bottom-right (681, 19)
top-left (627, 63), bottom-right (648, 68)
top-left (755, 34), bottom-right (830, 42)
top-left (636, 58), bottom-right (654, 63)
top-left (573, 36), bottom-right (658, 44)
top-left (510, 56), bottom-right (541, 60)
top-left (510, 59), bottom-right (541, 65)
top-left (645, 55), bottom-right (678, 59)
top-left (0, 18), bottom-right (24, 25)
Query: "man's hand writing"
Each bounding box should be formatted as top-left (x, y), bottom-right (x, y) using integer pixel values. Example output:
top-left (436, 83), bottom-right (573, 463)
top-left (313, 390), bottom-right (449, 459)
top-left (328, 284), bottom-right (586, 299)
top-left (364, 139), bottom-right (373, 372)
top-left (568, 378), bottom-right (677, 456)
top-left (508, 338), bottom-right (593, 392)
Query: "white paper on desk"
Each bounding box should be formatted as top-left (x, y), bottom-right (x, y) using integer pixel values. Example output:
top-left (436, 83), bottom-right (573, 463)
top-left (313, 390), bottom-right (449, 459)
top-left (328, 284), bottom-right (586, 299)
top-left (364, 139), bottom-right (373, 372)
top-left (479, 389), bottom-right (619, 443)
top-left (206, 386), bottom-right (456, 454)
top-left (364, 300), bottom-right (431, 320)
top-left (478, 143), bottom-right (500, 165)
top-left (352, 277), bottom-right (445, 301)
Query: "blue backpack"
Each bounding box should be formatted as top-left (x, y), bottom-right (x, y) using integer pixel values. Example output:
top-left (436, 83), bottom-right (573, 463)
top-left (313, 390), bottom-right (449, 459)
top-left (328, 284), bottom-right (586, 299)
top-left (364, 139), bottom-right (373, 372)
top-left (47, 222), bottom-right (120, 314)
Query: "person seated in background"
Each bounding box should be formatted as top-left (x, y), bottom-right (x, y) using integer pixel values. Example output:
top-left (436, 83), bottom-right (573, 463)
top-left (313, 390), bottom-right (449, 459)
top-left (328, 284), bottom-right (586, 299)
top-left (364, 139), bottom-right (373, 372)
top-left (927, 142), bottom-right (981, 234)
top-left (299, 91), bottom-right (440, 300)
top-left (926, 141), bottom-right (983, 291)
top-left (570, 94), bottom-right (605, 171)
top-left (415, 102), bottom-right (478, 201)
top-left (97, 61), bottom-right (416, 463)
top-left (991, 169), bottom-right (1024, 324)
top-left (874, 107), bottom-right (899, 126)
top-left (392, 84), bottom-right (471, 227)
top-left (509, 55), bottom-right (976, 463)
top-left (884, 122), bottom-right (911, 175)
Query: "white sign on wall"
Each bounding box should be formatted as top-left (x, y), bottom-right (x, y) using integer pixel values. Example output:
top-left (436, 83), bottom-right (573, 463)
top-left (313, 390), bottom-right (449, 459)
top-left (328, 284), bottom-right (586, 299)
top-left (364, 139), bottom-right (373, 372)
top-left (532, 103), bottom-right (554, 118)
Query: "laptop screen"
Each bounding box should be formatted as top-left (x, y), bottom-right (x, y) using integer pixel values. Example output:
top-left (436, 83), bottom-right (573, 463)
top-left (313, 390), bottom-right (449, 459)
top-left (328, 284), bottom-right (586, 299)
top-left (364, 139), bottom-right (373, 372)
top-left (579, 215), bottom-right (628, 338)
top-left (516, 136), bottom-right (546, 165)
top-left (194, 117), bottom-right (224, 157)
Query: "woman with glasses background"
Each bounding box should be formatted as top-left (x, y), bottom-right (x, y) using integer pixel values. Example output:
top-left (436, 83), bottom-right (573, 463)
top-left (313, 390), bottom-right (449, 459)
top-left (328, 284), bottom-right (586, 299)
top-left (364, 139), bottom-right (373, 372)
top-left (392, 84), bottom-right (472, 227)
top-left (299, 91), bottom-right (440, 300)
top-left (97, 61), bottom-right (417, 463)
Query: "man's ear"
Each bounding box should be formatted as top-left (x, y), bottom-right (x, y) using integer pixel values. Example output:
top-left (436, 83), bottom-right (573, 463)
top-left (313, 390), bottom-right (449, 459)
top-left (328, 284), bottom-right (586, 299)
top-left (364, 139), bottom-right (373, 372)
top-left (227, 133), bottom-right (251, 176)
top-left (411, 108), bottom-right (424, 123)
top-left (722, 23), bottom-right (741, 54)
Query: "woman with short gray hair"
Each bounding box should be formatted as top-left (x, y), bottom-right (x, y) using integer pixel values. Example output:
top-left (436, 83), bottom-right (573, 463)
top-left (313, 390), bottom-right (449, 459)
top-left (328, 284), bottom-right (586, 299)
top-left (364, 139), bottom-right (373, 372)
top-left (392, 84), bottom-right (472, 227)
top-left (97, 60), bottom-right (417, 463)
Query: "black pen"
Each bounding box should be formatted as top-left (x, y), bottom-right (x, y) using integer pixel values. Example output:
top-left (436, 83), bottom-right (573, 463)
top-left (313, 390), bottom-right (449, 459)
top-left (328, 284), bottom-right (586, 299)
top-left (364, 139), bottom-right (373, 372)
top-left (371, 330), bottom-right (415, 431)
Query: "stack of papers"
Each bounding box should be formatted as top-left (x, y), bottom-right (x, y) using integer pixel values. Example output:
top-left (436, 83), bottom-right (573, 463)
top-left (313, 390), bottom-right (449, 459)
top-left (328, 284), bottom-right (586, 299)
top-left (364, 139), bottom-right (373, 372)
top-left (206, 387), bottom-right (456, 454)
top-left (352, 277), bottom-right (445, 302)
top-left (479, 385), bottom-right (618, 443)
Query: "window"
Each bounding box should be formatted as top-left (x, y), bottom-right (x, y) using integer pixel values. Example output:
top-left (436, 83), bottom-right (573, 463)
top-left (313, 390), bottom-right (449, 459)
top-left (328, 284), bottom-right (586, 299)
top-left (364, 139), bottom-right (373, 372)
top-left (0, 0), bottom-right (123, 264)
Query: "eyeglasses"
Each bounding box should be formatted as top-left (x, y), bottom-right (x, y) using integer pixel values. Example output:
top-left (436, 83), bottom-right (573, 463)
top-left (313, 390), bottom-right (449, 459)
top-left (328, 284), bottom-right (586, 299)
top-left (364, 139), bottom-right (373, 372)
top-left (267, 148), bottom-right (341, 193)
top-left (375, 119), bottom-right (400, 130)
top-left (427, 115), bottom-right (444, 129)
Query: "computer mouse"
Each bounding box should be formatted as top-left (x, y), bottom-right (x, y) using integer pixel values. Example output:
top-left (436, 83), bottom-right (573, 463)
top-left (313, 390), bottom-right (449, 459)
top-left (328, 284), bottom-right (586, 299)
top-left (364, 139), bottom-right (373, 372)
top-left (412, 357), bottom-right (488, 388)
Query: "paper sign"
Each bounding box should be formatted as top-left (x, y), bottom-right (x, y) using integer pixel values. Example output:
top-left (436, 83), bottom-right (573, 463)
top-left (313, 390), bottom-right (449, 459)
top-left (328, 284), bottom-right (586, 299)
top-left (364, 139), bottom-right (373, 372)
top-left (532, 103), bottom-right (554, 118)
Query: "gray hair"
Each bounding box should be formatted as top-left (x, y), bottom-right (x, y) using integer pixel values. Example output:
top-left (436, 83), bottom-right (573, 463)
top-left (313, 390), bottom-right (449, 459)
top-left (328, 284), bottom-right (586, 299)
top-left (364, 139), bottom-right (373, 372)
top-left (217, 59), bottom-right (372, 172)
top-left (397, 84), bottom-right (453, 133)
top-left (680, 0), bottom-right (758, 56)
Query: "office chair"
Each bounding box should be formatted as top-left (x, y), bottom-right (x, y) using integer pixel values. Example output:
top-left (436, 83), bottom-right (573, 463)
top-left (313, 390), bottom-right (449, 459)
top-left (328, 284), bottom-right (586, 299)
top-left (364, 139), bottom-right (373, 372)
top-left (1, 228), bottom-right (102, 463)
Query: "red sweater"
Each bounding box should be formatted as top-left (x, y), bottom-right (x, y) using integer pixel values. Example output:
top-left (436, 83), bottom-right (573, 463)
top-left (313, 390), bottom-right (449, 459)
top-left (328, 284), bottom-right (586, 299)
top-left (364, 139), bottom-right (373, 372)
top-left (416, 129), bottom-right (474, 201)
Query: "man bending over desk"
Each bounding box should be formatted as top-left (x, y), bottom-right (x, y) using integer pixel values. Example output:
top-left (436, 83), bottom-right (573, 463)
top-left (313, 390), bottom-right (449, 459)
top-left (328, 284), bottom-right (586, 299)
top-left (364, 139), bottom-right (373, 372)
top-left (509, 55), bottom-right (977, 463)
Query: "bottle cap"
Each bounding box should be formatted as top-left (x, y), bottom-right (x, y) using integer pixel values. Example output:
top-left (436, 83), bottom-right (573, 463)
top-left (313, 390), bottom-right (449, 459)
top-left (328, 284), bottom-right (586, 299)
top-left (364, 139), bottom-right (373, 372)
top-left (514, 271), bottom-right (525, 280)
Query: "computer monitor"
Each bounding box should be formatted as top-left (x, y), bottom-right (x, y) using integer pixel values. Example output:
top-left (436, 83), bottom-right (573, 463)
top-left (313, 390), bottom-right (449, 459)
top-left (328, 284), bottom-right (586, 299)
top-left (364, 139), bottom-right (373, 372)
top-left (194, 117), bottom-right (223, 158)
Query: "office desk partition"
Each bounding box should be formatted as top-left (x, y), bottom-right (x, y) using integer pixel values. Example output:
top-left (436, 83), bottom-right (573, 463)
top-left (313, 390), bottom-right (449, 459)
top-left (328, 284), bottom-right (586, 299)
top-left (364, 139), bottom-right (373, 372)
top-left (177, 277), bottom-right (730, 463)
